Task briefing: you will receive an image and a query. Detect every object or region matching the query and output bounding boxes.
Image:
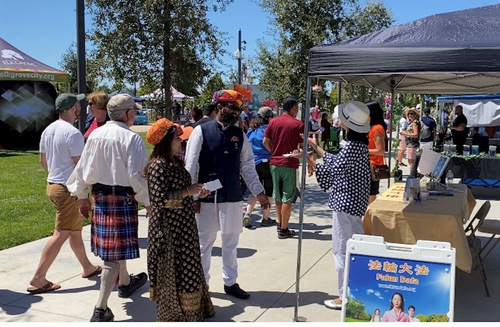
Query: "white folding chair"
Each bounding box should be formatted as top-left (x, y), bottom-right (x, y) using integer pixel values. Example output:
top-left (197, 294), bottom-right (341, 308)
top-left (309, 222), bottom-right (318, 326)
top-left (464, 201), bottom-right (491, 297)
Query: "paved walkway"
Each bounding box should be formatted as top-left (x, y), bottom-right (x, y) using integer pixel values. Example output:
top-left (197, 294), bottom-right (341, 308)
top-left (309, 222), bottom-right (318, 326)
top-left (1, 163), bottom-right (499, 322)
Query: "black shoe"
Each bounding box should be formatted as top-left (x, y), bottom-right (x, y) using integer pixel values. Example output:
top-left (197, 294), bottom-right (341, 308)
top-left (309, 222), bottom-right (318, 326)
top-left (118, 272), bottom-right (148, 298)
top-left (90, 307), bottom-right (114, 322)
top-left (399, 162), bottom-right (407, 167)
top-left (277, 223), bottom-right (281, 233)
top-left (278, 228), bottom-right (297, 239)
top-left (260, 218), bottom-right (277, 227)
top-left (224, 283), bottom-right (250, 299)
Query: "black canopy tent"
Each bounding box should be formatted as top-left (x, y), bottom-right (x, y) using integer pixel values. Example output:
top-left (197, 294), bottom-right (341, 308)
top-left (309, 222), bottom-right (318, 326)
top-left (292, 4), bottom-right (500, 322)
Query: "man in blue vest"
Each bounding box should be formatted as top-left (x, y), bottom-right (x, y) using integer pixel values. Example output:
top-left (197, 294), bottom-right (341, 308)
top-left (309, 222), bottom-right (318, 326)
top-left (185, 89), bottom-right (270, 300)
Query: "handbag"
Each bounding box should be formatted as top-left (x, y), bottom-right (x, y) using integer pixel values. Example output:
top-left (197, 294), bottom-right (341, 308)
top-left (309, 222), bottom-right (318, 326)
top-left (371, 163), bottom-right (391, 181)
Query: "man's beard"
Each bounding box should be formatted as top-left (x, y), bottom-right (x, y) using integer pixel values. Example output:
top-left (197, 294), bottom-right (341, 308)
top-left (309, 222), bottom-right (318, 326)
top-left (220, 112), bottom-right (238, 125)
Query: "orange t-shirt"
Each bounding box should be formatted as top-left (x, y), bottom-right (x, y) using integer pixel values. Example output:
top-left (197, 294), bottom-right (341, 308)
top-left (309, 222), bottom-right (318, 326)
top-left (368, 124), bottom-right (385, 166)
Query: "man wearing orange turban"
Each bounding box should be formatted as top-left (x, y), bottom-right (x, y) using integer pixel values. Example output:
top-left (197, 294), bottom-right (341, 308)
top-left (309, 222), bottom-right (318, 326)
top-left (184, 90), bottom-right (270, 300)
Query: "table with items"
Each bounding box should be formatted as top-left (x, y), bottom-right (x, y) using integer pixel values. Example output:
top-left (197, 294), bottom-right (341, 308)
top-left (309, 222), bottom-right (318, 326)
top-left (363, 183), bottom-right (476, 272)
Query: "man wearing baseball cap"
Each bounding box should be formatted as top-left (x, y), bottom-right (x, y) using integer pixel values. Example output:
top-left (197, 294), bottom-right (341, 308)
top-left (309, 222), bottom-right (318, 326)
top-left (67, 93), bottom-right (149, 322)
top-left (28, 93), bottom-right (101, 295)
top-left (184, 90), bottom-right (270, 300)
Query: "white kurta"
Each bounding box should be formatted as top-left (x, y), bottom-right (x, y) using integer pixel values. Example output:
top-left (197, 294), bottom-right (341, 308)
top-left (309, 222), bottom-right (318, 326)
top-left (185, 122), bottom-right (265, 285)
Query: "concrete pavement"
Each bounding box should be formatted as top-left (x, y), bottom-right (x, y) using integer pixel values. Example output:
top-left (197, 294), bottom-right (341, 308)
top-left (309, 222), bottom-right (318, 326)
top-left (1, 164), bottom-right (500, 322)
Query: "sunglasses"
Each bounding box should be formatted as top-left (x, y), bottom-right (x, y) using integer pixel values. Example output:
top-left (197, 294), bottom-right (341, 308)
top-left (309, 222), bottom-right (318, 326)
top-left (408, 113), bottom-right (415, 115)
top-left (88, 102), bottom-right (94, 106)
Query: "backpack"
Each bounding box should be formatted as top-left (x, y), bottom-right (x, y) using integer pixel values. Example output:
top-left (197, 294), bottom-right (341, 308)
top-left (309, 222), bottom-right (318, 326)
top-left (421, 119), bottom-right (433, 139)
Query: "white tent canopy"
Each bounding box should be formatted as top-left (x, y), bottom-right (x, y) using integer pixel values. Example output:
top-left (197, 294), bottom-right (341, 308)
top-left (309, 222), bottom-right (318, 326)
top-left (142, 86), bottom-right (195, 101)
top-left (437, 95), bottom-right (500, 127)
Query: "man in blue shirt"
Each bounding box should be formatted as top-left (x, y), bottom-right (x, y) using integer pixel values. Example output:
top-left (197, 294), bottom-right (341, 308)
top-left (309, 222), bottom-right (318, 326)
top-left (420, 107), bottom-right (436, 150)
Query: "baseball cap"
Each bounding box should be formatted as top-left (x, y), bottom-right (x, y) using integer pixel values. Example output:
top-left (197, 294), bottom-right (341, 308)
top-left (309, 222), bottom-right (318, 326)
top-left (55, 93), bottom-right (85, 111)
top-left (107, 94), bottom-right (141, 113)
top-left (416, 104), bottom-right (422, 109)
top-left (257, 106), bottom-right (273, 118)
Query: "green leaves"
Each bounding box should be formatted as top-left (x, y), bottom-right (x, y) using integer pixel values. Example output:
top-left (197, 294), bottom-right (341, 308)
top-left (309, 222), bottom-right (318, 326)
top-left (256, 0), bottom-right (393, 105)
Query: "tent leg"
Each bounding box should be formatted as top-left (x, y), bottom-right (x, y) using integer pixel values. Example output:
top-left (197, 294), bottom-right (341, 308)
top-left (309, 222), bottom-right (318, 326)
top-left (294, 77), bottom-right (313, 322)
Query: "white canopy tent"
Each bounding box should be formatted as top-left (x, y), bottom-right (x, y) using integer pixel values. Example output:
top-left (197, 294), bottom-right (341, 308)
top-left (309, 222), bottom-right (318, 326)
top-left (142, 86), bottom-right (195, 101)
top-left (437, 94), bottom-right (500, 128)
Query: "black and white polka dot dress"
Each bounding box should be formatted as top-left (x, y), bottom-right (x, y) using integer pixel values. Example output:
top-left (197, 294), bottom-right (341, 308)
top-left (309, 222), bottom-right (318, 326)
top-left (315, 140), bottom-right (371, 217)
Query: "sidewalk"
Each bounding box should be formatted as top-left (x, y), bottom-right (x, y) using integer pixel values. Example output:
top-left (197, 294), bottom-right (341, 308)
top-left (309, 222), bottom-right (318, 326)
top-left (0, 165), bottom-right (499, 322)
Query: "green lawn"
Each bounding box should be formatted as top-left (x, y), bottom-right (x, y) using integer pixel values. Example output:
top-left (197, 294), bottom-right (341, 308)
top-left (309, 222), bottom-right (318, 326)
top-left (0, 132), bottom-right (151, 250)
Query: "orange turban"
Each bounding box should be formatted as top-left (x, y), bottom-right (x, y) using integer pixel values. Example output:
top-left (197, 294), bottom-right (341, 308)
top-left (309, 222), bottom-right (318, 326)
top-left (146, 118), bottom-right (183, 145)
top-left (212, 89), bottom-right (243, 107)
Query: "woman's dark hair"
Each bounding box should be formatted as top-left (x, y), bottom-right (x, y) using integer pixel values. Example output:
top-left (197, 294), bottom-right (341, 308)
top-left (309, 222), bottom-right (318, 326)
top-left (346, 129), bottom-right (368, 145)
top-left (143, 126), bottom-right (183, 177)
top-left (367, 101), bottom-right (387, 131)
top-left (251, 115), bottom-right (271, 129)
top-left (321, 112), bottom-right (328, 121)
top-left (389, 292), bottom-right (405, 310)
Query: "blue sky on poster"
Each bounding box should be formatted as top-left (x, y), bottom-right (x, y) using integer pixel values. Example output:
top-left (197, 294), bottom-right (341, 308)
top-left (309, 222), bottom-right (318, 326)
top-left (1, 0), bottom-right (499, 86)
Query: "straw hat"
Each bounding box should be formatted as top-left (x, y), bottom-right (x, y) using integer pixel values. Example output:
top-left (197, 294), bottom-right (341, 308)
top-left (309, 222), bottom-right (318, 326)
top-left (407, 107), bottom-right (420, 119)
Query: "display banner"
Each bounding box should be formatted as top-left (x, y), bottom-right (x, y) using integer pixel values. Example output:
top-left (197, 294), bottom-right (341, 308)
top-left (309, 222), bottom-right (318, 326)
top-left (341, 235), bottom-right (455, 323)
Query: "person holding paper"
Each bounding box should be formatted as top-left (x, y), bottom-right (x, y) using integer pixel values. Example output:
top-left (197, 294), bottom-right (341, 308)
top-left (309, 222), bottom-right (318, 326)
top-left (185, 90), bottom-right (270, 300)
top-left (143, 118), bottom-right (214, 321)
top-left (307, 101), bottom-right (371, 310)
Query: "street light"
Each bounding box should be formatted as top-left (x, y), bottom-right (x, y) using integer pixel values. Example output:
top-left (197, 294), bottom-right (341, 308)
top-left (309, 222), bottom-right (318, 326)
top-left (237, 29), bottom-right (247, 85)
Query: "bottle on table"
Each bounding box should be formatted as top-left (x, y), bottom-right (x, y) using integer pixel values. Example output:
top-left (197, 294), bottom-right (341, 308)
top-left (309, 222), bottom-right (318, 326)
top-left (446, 170), bottom-right (454, 189)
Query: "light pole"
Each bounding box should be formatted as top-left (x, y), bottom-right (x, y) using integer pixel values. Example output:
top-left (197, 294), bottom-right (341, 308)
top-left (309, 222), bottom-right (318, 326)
top-left (238, 29), bottom-right (242, 84)
top-left (236, 29), bottom-right (247, 85)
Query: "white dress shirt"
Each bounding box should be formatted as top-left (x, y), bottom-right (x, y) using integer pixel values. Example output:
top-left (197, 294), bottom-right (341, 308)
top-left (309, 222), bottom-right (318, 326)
top-left (67, 121), bottom-right (150, 206)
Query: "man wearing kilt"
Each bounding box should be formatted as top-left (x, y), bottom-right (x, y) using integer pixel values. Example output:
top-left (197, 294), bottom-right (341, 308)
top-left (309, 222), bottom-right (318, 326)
top-left (67, 94), bottom-right (150, 322)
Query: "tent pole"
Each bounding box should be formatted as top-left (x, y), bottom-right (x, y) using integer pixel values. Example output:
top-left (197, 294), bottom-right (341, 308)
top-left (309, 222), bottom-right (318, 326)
top-left (76, 0), bottom-right (87, 134)
top-left (294, 76), bottom-right (312, 322)
top-left (388, 86), bottom-right (395, 188)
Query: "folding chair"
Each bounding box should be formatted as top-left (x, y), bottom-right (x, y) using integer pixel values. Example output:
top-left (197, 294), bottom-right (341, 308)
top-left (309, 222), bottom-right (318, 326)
top-left (478, 215), bottom-right (500, 263)
top-left (464, 201), bottom-right (491, 297)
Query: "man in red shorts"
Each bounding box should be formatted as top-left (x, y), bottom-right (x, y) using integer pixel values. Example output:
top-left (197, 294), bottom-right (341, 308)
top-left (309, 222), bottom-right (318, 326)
top-left (263, 97), bottom-right (304, 239)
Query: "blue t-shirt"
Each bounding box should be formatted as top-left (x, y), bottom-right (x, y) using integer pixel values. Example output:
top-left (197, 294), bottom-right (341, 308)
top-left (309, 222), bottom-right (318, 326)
top-left (246, 125), bottom-right (270, 165)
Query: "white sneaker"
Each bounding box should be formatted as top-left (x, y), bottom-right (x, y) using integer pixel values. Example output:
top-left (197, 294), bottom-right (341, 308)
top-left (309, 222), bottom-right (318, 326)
top-left (324, 299), bottom-right (342, 310)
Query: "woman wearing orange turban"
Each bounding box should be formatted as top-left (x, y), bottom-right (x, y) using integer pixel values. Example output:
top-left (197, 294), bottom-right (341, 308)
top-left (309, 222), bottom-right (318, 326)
top-left (143, 118), bottom-right (214, 321)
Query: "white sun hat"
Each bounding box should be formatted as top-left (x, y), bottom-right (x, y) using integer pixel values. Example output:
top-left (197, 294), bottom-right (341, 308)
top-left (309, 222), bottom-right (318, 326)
top-left (338, 101), bottom-right (370, 133)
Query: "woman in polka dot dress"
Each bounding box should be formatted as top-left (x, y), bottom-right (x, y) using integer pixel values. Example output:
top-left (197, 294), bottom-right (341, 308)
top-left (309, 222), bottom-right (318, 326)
top-left (307, 101), bottom-right (371, 310)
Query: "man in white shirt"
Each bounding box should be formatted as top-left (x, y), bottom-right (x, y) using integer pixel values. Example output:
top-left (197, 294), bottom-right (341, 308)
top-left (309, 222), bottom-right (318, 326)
top-left (185, 90), bottom-right (270, 300)
top-left (67, 94), bottom-right (150, 322)
top-left (408, 305), bottom-right (421, 322)
top-left (28, 93), bottom-right (101, 295)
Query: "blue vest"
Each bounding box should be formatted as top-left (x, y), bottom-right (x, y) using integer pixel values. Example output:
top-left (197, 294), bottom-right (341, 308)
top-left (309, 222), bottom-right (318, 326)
top-left (199, 120), bottom-right (244, 203)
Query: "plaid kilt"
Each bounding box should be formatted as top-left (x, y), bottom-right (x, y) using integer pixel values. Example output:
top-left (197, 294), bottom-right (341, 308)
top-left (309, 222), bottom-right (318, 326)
top-left (91, 192), bottom-right (139, 261)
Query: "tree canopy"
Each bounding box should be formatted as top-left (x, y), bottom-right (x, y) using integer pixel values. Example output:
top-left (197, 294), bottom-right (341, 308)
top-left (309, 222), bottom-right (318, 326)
top-left (85, 0), bottom-right (233, 116)
top-left (256, 0), bottom-right (393, 106)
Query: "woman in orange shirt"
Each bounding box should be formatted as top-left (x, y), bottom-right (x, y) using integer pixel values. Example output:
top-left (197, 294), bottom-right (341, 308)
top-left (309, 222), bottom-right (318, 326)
top-left (367, 102), bottom-right (387, 204)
